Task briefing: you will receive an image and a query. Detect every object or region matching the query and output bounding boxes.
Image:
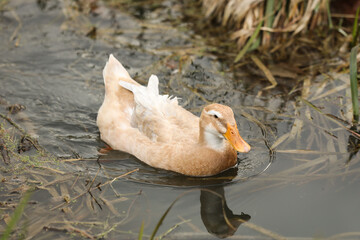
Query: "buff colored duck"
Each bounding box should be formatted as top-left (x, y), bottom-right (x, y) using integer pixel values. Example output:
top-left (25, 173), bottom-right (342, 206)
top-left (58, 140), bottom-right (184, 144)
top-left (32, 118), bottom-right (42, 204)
top-left (97, 55), bottom-right (251, 176)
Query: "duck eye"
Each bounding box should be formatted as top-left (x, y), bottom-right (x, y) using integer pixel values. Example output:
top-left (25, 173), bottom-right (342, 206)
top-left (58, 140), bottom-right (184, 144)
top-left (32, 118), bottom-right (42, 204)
top-left (213, 114), bottom-right (219, 119)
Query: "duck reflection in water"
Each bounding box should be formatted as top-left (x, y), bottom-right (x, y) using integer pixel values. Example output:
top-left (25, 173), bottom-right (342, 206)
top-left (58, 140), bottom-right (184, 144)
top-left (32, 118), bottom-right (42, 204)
top-left (97, 150), bottom-right (251, 238)
top-left (200, 186), bottom-right (250, 238)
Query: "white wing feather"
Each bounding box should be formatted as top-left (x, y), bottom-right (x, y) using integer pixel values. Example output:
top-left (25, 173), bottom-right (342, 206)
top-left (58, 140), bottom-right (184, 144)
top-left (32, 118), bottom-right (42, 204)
top-left (119, 74), bottom-right (178, 117)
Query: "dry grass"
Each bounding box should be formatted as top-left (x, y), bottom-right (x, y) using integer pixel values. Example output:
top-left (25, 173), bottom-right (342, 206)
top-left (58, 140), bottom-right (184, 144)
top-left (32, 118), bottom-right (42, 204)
top-left (202, 0), bottom-right (330, 48)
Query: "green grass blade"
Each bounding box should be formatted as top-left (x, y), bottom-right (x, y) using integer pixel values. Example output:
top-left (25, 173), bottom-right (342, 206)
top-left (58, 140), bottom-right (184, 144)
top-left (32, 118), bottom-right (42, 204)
top-left (265, 0), bottom-right (275, 28)
top-left (150, 198), bottom-right (178, 240)
top-left (351, 7), bottom-right (360, 47)
top-left (326, 0), bottom-right (333, 29)
top-left (1, 190), bottom-right (32, 240)
top-left (138, 221), bottom-right (144, 240)
top-left (234, 20), bottom-right (263, 63)
top-left (350, 45), bottom-right (359, 122)
top-left (248, 36), bottom-right (261, 52)
top-left (149, 190), bottom-right (196, 240)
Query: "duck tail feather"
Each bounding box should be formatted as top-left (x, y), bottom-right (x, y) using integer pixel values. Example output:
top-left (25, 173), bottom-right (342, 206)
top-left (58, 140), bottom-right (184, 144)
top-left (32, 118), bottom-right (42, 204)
top-left (147, 75), bottom-right (159, 96)
top-left (103, 54), bottom-right (131, 86)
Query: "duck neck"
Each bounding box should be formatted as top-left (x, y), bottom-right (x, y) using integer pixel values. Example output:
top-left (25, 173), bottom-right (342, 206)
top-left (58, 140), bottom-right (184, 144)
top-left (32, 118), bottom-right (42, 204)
top-left (199, 125), bottom-right (226, 152)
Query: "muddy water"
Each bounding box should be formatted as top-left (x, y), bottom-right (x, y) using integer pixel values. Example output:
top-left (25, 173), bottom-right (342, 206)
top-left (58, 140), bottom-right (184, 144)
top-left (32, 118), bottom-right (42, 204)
top-left (1, 0), bottom-right (360, 239)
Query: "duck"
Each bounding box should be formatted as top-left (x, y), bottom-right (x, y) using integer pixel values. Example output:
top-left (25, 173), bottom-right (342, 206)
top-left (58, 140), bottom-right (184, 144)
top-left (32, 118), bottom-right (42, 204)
top-left (97, 55), bottom-right (251, 176)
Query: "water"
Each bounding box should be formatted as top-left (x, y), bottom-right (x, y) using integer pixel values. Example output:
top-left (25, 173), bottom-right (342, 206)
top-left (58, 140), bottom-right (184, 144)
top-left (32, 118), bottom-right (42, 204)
top-left (1, 0), bottom-right (359, 239)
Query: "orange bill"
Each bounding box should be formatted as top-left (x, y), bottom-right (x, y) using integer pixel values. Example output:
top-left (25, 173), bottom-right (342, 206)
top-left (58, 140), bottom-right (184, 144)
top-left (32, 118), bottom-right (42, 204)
top-left (223, 123), bottom-right (251, 153)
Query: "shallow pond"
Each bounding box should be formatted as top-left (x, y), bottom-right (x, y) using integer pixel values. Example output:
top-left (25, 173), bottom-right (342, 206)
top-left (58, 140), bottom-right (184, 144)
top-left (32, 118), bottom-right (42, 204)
top-left (1, 0), bottom-right (360, 239)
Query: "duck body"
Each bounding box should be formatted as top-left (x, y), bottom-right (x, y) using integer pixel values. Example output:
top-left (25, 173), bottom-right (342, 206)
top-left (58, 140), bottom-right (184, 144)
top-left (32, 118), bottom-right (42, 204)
top-left (97, 55), bottom-right (250, 176)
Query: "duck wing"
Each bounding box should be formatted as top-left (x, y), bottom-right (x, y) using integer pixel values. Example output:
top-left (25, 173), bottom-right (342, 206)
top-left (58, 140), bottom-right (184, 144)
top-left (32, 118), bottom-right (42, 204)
top-left (119, 75), bottom-right (198, 143)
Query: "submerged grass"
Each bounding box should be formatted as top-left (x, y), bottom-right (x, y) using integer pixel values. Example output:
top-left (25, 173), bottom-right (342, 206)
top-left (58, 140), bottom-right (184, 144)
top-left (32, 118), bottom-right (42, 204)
top-left (0, 118), bottom-right (56, 171)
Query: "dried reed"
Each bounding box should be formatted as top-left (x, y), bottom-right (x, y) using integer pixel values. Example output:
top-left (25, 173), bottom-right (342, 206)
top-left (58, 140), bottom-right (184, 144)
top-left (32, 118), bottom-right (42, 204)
top-left (202, 0), bottom-right (329, 48)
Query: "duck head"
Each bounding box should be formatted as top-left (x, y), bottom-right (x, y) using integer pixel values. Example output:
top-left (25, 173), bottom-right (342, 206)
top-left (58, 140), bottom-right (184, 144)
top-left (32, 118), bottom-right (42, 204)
top-left (199, 103), bottom-right (251, 153)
